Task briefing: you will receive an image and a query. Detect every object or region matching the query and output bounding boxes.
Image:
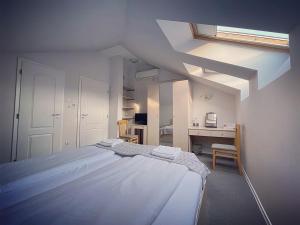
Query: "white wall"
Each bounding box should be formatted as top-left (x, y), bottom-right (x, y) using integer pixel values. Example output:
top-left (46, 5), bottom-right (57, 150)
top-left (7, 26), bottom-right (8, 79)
top-left (0, 52), bottom-right (110, 163)
top-left (123, 59), bottom-right (136, 90)
top-left (0, 2), bottom-right (3, 46)
top-left (0, 54), bottom-right (18, 163)
top-left (191, 81), bottom-right (236, 127)
top-left (108, 56), bottom-right (124, 138)
top-left (132, 70), bottom-right (236, 128)
top-left (236, 26), bottom-right (300, 225)
top-left (122, 60), bottom-right (155, 113)
top-left (133, 69), bottom-right (185, 114)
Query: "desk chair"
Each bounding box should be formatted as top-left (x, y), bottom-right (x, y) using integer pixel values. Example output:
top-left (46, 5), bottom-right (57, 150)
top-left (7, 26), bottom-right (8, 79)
top-left (117, 120), bottom-right (139, 144)
top-left (212, 124), bottom-right (242, 175)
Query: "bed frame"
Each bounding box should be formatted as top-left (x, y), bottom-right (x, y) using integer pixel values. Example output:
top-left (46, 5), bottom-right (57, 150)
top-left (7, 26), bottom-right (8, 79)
top-left (196, 182), bottom-right (208, 225)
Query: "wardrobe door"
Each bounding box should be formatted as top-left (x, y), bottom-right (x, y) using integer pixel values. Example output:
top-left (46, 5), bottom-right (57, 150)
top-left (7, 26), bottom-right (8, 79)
top-left (78, 77), bottom-right (109, 147)
top-left (173, 80), bottom-right (191, 151)
top-left (17, 60), bottom-right (65, 160)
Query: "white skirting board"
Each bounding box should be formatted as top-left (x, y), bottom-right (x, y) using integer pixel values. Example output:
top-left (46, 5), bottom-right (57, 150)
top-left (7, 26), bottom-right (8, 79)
top-left (242, 167), bottom-right (272, 225)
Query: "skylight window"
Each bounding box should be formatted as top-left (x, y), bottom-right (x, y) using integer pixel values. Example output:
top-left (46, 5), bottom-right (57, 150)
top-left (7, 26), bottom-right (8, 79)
top-left (191, 24), bottom-right (289, 49)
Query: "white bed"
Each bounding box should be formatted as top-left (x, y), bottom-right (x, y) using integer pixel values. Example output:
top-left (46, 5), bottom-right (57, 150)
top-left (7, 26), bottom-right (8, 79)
top-left (0, 145), bottom-right (207, 225)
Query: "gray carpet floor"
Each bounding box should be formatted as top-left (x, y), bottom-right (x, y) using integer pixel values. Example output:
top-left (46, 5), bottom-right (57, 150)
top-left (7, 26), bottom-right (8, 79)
top-left (197, 154), bottom-right (266, 225)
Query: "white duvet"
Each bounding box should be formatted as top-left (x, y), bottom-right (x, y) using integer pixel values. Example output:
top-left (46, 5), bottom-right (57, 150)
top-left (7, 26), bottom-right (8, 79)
top-left (0, 149), bottom-right (119, 209)
top-left (1, 151), bottom-right (191, 225)
top-left (0, 146), bottom-right (110, 185)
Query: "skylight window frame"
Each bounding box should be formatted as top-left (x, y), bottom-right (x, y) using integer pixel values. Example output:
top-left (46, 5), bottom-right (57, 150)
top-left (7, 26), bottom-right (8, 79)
top-left (190, 23), bottom-right (289, 51)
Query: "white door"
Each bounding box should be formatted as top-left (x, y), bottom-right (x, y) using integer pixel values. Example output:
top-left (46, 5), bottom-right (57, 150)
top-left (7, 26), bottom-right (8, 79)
top-left (79, 77), bottom-right (109, 147)
top-left (17, 60), bottom-right (65, 160)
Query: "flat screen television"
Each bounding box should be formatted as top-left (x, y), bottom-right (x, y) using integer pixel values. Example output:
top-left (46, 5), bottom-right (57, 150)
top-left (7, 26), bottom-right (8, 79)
top-left (135, 113), bottom-right (147, 125)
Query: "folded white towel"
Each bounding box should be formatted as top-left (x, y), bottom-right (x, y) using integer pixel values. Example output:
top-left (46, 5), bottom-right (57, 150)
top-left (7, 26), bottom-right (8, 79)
top-left (97, 139), bottom-right (124, 147)
top-left (151, 146), bottom-right (181, 160)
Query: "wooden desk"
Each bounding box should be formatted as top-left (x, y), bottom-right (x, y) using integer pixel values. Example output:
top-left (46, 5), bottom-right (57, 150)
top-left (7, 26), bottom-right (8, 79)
top-left (188, 127), bottom-right (235, 152)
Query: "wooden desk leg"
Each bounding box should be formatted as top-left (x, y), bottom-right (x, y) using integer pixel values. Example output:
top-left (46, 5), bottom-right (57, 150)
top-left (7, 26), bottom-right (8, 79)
top-left (234, 158), bottom-right (237, 166)
top-left (212, 150), bottom-right (216, 170)
top-left (237, 157), bottom-right (242, 175)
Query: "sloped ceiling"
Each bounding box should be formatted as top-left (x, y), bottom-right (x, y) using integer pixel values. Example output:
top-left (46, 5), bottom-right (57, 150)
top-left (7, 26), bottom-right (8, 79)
top-left (0, 0), bottom-right (298, 95)
top-left (1, 0), bottom-right (127, 52)
top-left (155, 19), bottom-right (290, 96)
top-left (1, 0), bottom-right (298, 52)
top-left (124, 1), bottom-right (293, 97)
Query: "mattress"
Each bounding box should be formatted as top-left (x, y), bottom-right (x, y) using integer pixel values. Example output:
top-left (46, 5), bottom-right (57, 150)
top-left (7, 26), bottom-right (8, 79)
top-left (0, 146), bottom-right (205, 225)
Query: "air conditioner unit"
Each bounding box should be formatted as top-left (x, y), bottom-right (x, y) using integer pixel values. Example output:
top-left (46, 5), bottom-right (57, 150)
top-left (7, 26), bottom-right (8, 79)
top-left (135, 69), bottom-right (159, 80)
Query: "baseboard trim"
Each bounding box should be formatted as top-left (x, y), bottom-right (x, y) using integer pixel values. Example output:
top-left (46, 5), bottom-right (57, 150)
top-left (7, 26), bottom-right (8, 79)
top-left (242, 167), bottom-right (272, 225)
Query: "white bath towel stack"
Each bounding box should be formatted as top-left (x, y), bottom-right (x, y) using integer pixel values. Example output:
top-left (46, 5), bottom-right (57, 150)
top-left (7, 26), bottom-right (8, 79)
top-left (97, 139), bottom-right (124, 147)
top-left (151, 145), bottom-right (181, 160)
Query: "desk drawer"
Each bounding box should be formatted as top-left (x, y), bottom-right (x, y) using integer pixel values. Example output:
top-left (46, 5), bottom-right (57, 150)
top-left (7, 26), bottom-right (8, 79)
top-left (222, 131), bottom-right (235, 138)
top-left (208, 130), bottom-right (223, 138)
top-left (188, 129), bottom-right (199, 136)
top-left (197, 129), bottom-right (211, 137)
top-left (196, 130), bottom-right (223, 137)
top-left (188, 129), bottom-right (235, 138)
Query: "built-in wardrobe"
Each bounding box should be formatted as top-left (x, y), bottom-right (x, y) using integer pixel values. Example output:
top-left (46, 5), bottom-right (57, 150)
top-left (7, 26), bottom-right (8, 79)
top-left (147, 80), bottom-right (191, 151)
top-left (172, 80), bottom-right (191, 151)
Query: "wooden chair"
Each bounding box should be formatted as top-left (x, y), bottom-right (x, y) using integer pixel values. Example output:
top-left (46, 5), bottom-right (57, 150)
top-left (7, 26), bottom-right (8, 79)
top-left (117, 120), bottom-right (139, 144)
top-left (212, 124), bottom-right (242, 175)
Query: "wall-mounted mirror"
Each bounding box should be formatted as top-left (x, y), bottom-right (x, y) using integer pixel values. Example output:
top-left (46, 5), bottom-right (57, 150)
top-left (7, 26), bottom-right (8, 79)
top-left (159, 82), bottom-right (173, 146)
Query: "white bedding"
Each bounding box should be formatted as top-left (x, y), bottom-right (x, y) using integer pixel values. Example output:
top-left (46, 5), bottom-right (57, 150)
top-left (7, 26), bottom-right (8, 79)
top-left (152, 171), bottom-right (203, 225)
top-left (0, 146), bottom-right (205, 225)
top-left (160, 125), bottom-right (173, 135)
top-left (0, 146), bottom-right (110, 185)
top-left (0, 148), bottom-right (120, 209)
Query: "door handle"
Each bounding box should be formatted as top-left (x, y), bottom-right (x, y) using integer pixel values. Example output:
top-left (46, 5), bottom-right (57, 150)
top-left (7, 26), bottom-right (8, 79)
top-left (52, 113), bottom-right (61, 117)
top-left (81, 114), bottom-right (88, 117)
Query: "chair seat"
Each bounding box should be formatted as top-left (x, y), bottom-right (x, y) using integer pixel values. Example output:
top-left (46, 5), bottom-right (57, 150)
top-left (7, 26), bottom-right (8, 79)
top-left (120, 135), bottom-right (138, 140)
top-left (212, 143), bottom-right (236, 151)
top-left (119, 135), bottom-right (138, 143)
top-left (120, 134), bottom-right (137, 137)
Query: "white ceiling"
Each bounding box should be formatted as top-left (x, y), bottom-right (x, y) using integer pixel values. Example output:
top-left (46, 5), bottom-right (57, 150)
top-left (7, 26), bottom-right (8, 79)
top-left (1, 0), bottom-right (298, 95)
top-left (1, 0), bottom-right (127, 52)
top-left (2, 0), bottom-right (298, 52)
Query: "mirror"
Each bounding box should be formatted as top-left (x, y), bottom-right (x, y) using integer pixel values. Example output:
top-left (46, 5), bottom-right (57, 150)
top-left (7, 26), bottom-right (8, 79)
top-left (159, 82), bottom-right (173, 146)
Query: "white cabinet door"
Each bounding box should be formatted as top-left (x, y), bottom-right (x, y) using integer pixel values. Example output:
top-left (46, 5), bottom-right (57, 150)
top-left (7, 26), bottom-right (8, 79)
top-left (173, 80), bottom-right (191, 151)
top-left (79, 77), bottom-right (109, 147)
top-left (17, 60), bottom-right (65, 160)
